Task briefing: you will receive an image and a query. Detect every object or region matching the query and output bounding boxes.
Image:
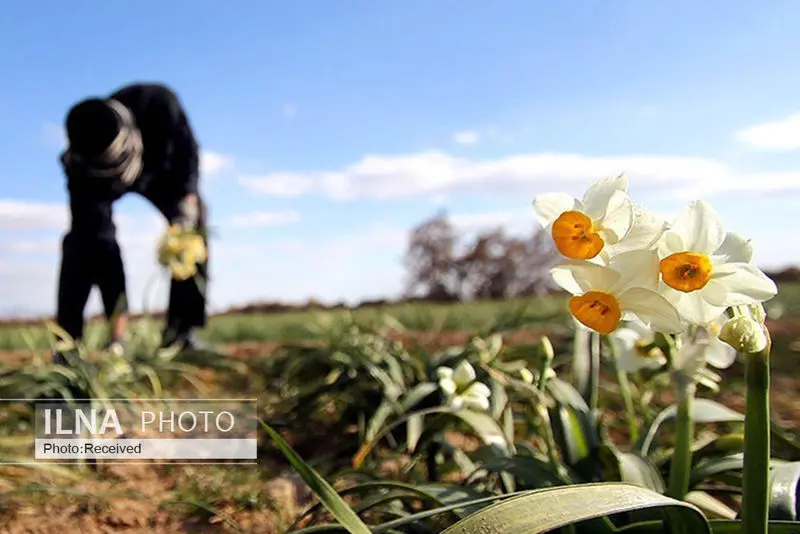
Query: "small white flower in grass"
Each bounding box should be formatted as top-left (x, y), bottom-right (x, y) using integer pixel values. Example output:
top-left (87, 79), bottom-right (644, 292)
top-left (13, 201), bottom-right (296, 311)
top-left (533, 174), bottom-right (634, 261)
top-left (656, 201), bottom-right (778, 325)
top-left (436, 361), bottom-right (491, 411)
top-left (609, 319), bottom-right (666, 373)
top-left (551, 249), bottom-right (683, 335)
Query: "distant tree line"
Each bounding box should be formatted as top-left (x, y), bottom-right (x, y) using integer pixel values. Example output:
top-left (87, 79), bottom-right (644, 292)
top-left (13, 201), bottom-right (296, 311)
top-left (7, 215), bottom-right (797, 325)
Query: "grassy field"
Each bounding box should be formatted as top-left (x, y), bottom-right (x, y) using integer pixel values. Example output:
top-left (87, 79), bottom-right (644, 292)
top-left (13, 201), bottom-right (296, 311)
top-left (0, 296), bottom-right (569, 350)
top-left (1, 281), bottom-right (798, 350)
top-left (0, 285), bottom-right (798, 532)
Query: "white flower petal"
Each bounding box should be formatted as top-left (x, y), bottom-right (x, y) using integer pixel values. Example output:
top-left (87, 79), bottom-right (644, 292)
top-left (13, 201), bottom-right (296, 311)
top-left (704, 263), bottom-right (778, 307)
top-left (610, 327), bottom-right (648, 373)
top-left (550, 261), bottom-right (621, 295)
top-left (607, 250), bottom-right (661, 293)
top-left (607, 205), bottom-right (668, 256)
top-left (439, 377), bottom-right (457, 396)
top-left (532, 193), bottom-right (581, 228)
top-left (436, 367), bottom-right (453, 380)
top-left (668, 200), bottom-right (726, 255)
top-left (612, 319), bottom-right (659, 369)
top-left (715, 232), bottom-right (754, 263)
top-left (617, 287), bottom-right (683, 333)
top-left (599, 190), bottom-right (634, 244)
top-left (611, 327), bottom-right (640, 351)
top-left (582, 174), bottom-right (629, 219)
top-left (658, 230), bottom-right (687, 258)
top-left (452, 360), bottom-right (476, 386)
top-left (624, 318), bottom-right (656, 340)
top-left (617, 344), bottom-right (666, 373)
top-left (704, 337), bottom-right (737, 369)
top-left (449, 396), bottom-right (465, 410)
top-left (616, 349), bottom-right (646, 373)
top-left (662, 286), bottom-right (727, 326)
top-left (461, 394), bottom-right (490, 412)
top-left (672, 342), bottom-right (706, 378)
top-left (466, 382), bottom-right (491, 399)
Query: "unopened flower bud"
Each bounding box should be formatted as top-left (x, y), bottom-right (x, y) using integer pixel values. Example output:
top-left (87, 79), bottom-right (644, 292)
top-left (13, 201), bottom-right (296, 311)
top-left (718, 315), bottom-right (768, 354)
top-left (519, 368), bottom-right (534, 384)
top-left (538, 336), bottom-right (554, 363)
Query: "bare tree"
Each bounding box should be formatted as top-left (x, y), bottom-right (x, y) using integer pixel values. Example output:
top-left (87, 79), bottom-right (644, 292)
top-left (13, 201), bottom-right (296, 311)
top-left (403, 211), bottom-right (460, 301)
top-left (403, 212), bottom-right (559, 301)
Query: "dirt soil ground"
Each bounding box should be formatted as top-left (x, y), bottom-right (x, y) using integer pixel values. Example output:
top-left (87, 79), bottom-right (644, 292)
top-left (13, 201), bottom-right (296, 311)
top-left (1, 319), bottom-right (799, 533)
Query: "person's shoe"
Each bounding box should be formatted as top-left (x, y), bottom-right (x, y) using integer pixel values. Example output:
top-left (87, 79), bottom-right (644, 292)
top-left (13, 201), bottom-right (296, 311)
top-left (102, 336), bottom-right (127, 357)
top-left (160, 329), bottom-right (214, 352)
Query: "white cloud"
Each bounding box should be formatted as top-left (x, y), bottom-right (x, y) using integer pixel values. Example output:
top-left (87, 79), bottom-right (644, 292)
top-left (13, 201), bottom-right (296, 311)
top-left (228, 211), bottom-right (302, 229)
top-left (237, 150), bottom-right (768, 201)
top-left (238, 173), bottom-right (315, 197)
top-left (1, 240), bottom-right (59, 254)
top-left (453, 130), bottom-right (480, 146)
top-left (450, 209), bottom-right (534, 234)
top-left (736, 113), bottom-right (800, 151)
top-left (429, 193), bottom-right (449, 206)
top-left (200, 151), bottom-right (235, 176)
top-left (282, 103), bottom-right (297, 118)
top-left (0, 200), bottom-right (68, 230)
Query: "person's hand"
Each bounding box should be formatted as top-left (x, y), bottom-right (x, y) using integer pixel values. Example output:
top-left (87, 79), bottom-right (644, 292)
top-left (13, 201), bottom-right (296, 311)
top-left (175, 193), bottom-right (200, 229)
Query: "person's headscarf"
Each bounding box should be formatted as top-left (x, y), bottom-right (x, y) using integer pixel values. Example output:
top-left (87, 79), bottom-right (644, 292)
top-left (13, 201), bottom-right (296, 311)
top-left (62, 98), bottom-right (144, 191)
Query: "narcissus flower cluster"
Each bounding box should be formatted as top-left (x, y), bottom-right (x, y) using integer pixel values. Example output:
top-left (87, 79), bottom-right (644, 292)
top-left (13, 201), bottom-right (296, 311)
top-left (534, 175), bottom-right (778, 338)
top-left (157, 224), bottom-right (207, 281)
top-left (436, 361), bottom-right (491, 411)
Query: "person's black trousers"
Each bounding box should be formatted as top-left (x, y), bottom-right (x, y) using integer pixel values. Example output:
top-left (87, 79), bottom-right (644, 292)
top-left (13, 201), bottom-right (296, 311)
top-left (55, 195), bottom-right (209, 343)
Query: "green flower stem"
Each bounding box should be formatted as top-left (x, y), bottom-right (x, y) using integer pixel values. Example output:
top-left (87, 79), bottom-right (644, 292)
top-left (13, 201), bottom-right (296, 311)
top-left (666, 381), bottom-right (695, 500)
top-left (535, 403), bottom-right (565, 477)
top-left (604, 336), bottom-right (639, 443)
top-left (534, 359), bottom-right (564, 478)
top-left (741, 341), bottom-right (771, 534)
top-left (589, 332), bottom-right (601, 411)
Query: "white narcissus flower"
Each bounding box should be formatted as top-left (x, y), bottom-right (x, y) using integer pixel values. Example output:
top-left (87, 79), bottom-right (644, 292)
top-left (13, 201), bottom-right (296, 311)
top-left (609, 319), bottom-right (667, 373)
top-left (436, 361), bottom-right (491, 411)
top-left (551, 249), bottom-right (683, 335)
top-left (657, 201), bottom-right (778, 325)
top-left (533, 174), bottom-right (668, 264)
top-left (533, 174), bottom-right (634, 261)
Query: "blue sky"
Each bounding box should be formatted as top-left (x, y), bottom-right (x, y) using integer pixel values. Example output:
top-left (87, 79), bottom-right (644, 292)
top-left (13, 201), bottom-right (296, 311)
top-left (1, 1), bottom-right (800, 317)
